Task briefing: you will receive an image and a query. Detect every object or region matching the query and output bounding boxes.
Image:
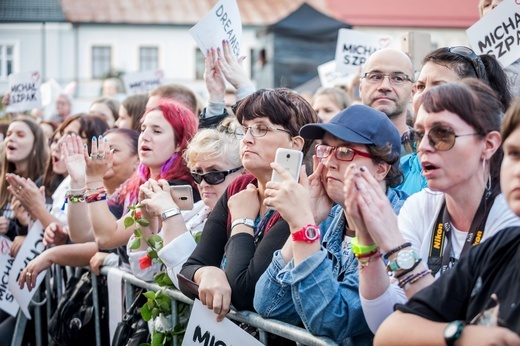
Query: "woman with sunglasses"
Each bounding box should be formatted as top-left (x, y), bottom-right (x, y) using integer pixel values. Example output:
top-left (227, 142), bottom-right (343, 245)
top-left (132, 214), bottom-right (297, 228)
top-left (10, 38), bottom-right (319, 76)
top-left (399, 45), bottom-right (512, 195)
top-left (373, 97), bottom-right (520, 346)
top-left (179, 88), bottom-right (318, 322)
top-left (253, 104), bottom-right (407, 345)
top-left (126, 120), bottom-right (244, 284)
top-left (346, 79), bottom-right (520, 334)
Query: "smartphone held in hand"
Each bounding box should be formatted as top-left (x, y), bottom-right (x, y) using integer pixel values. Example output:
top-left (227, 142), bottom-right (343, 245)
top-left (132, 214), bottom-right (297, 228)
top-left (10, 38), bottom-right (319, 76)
top-left (169, 185), bottom-right (194, 210)
top-left (270, 148), bottom-right (303, 184)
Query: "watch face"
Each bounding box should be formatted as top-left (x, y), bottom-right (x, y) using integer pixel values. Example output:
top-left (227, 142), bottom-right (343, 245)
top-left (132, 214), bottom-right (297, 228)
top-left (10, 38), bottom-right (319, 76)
top-left (305, 227), bottom-right (319, 240)
top-left (396, 250), bottom-right (416, 269)
top-left (444, 323), bottom-right (459, 338)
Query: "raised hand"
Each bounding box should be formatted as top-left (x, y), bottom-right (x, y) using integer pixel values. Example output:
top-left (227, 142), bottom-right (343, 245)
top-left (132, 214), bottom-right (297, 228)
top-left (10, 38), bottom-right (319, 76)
top-left (6, 174), bottom-right (45, 219)
top-left (307, 160), bottom-right (334, 224)
top-left (204, 47), bottom-right (226, 103)
top-left (63, 134), bottom-right (88, 187)
top-left (139, 179), bottom-right (178, 216)
top-left (85, 135), bottom-right (113, 183)
top-left (217, 39), bottom-right (252, 90)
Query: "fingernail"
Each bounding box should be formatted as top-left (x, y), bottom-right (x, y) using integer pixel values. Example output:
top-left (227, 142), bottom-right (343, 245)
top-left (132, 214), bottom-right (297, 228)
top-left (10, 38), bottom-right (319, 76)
top-left (355, 183), bottom-right (360, 191)
top-left (360, 166), bottom-right (366, 172)
top-left (104, 137), bottom-right (108, 142)
top-left (354, 172), bottom-right (360, 178)
top-left (83, 143), bottom-right (87, 147)
top-left (99, 135), bottom-right (103, 140)
top-left (92, 136), bottom-right (97, 141)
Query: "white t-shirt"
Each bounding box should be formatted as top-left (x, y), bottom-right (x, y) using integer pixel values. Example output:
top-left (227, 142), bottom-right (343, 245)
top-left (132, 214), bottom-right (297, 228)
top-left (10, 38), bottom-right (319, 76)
top-left (361, 189), bottom-right (520, 333)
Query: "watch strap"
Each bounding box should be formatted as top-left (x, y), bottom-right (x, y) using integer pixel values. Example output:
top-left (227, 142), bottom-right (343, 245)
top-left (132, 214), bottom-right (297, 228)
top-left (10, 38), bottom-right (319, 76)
top-left (444, 320), bottom-right (466, 346)
top-left (350, 237), bottom-right (378, 256)
top-left (161, 207), bottom-right (181, 221)
top-left (292, 224), bottom-right (321, 243)
top-left (231, 217), bottom-right (255, 230)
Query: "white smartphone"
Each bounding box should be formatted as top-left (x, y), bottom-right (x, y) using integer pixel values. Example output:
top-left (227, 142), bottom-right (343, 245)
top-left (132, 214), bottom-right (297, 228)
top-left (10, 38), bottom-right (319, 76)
top-left (169, 185), bottom-right (194, 211)
top-left (270, 148), bottom-right (304, 183)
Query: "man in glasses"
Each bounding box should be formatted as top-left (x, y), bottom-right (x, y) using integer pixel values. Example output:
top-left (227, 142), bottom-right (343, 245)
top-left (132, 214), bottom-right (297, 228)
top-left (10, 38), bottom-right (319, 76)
top-left (359, 48), bottom-right (415, 143)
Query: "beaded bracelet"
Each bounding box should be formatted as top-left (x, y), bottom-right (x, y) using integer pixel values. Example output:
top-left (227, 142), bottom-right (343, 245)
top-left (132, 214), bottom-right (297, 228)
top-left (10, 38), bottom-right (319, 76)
top-left (65, 189), bottom-right (86, 199)
top-left (395, 258), bottom-right (423, 279)
top-left (67, 195), bottom-right (85, 203)
top-left (383, 242), bottom-right (412, 260)
top-left (398, 269), bottom-right (432, 289)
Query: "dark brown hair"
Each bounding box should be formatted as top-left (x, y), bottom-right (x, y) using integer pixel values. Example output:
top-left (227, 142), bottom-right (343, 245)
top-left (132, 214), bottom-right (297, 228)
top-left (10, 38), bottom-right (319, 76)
top-left (501, 97), bottom-right (520, 142)
top-left (421, 78), bottom-right (503, 185)
top-left (235, 88), bottom-right (319, 154)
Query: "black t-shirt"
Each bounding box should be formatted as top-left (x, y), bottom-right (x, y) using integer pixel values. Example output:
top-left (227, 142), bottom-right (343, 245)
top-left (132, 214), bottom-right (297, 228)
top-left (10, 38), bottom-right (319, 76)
top-left (396, 227), bottom-right (520, 334)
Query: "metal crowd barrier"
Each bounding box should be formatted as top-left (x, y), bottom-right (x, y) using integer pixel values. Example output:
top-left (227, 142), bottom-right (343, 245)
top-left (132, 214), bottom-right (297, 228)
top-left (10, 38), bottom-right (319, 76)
top-left (12, 265), bottom-right (339, 346)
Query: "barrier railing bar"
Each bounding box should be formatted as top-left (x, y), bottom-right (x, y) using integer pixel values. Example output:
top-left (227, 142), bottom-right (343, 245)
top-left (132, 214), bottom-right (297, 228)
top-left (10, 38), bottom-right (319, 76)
top-left (91, 273), bottom-right (102, 346)
top-left (101, 267), bottom-right (338, 346)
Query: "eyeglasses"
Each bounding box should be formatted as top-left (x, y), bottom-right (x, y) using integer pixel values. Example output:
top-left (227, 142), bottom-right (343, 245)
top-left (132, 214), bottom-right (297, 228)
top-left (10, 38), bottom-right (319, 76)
top-left (235, 124), bottom-right (291, 139)
top-left (448, 46), bottom-right (488, 81)
top-left (407, 124), bottom-right (483, 151)
top-left (191, 166), bottom-right (242, 185)
top-left (315, 144), bottom-right (372, 162)
top-left (362, 72), bottom-right (413, 85)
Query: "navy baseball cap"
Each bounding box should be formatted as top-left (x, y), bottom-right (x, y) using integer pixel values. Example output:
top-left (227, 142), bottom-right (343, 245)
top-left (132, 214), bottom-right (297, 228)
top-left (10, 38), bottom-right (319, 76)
top-left (300, 104), bottom-right (401, 161)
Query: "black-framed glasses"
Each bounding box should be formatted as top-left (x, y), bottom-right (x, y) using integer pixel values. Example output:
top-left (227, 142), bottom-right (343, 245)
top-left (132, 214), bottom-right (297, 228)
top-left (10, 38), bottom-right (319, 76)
top-left (191, 166), bottom-right (242, 185)
top-left (315, 144), bottom-right (372, 162)
top-left (408, 124), bottom-right (483, 151)
top-left (362, 72), bottom-right (413, 85)
top-left (234, 124), bottom-right (291, 139)
top-left (448, 46), bottom-right (488, 81)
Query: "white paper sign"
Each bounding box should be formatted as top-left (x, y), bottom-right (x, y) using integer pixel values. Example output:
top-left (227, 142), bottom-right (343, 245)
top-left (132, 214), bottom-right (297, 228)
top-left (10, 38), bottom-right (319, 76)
top-left (0, 237), bottom-right (18, 317)
top-left (466, 0), bottom-right (520, 68)
top-left (122, 70), bottom-right (164, 95)
top-left (8, 221), bottom-right (47, 319)
top-left (189, 0), bottom-right (242, 58)
top-left (6, 71), bottom-right (42, 113)
top-left (182, 299), bottom-right (263, 346)
top-left (318, 60), bottom-right (351, 87)
top-left (334, 29), bottom-right (393, 75)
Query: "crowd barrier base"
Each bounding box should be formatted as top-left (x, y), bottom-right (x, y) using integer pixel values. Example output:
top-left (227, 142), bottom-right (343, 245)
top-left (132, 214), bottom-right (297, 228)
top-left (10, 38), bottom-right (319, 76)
top-left (11, 265), bottom-right (339, 346)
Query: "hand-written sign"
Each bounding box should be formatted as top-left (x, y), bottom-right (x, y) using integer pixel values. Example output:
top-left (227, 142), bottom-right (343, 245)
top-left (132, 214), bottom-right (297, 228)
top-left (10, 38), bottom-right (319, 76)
top-left (122, 70), bottom-right (164, 95)
top-left (7, 221), bottom-right (47, 319)
top-left (6, 71), bottom-right (42, 113)
top-left (189, 0), bottom-right (242, 58)
top-left (0, 237), bottom-right (18, 317)
top-left (467, 0), bottom-right (520, 68)
top-left (334, 29), bottom-right (393, 75)
top-left (182, 299), bottom-right (262, 346)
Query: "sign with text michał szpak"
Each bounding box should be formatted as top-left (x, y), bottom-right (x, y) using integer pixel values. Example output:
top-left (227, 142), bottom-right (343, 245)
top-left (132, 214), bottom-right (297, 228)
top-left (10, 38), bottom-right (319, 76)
top-left (467, 0), bottom-right (520, 68)
top-left (334, 29), bottom-right (393, 75)
top-left (6, 71), bottom-right (42, 113)
top-left (0, 237), bottom-right (18, 317)
top-left (182, 299), bottom-right (263, 346)
top-left (122, 70), bottom-right (164, 95)
top-left (189, 0), bottom-right (242, 58)
top-left (8, 221), bottom-right (47, 319)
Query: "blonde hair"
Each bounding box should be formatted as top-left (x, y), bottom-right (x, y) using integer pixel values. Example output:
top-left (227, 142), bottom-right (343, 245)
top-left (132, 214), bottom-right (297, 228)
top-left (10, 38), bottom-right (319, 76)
top-left (184, 121), bottom-right (241, 170)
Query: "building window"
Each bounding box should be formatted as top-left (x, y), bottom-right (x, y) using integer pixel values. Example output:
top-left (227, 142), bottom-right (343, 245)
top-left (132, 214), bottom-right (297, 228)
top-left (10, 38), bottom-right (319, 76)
top-left (140, 47), bottom-right (158, 71)
top-left (195, 49), bottom-right (204, 80)
top-left (0, 44), bottom-right (14, 80)
top-left (92, 46), bottom-right (111, 79)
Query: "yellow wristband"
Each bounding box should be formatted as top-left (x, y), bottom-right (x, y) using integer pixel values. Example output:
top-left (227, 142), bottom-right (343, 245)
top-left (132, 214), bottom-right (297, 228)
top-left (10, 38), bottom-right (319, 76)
top-left (350, 237), bottom-right (378, 256)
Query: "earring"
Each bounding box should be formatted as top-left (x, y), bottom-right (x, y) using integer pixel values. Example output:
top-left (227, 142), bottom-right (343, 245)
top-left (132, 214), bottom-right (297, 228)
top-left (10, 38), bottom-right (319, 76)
top-left (482, 158), bottom-right (492, 198)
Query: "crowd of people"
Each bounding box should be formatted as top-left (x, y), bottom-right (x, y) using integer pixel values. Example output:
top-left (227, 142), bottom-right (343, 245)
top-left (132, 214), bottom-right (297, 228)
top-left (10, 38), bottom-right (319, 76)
top-left (0, 0), bottom-right (520, 345)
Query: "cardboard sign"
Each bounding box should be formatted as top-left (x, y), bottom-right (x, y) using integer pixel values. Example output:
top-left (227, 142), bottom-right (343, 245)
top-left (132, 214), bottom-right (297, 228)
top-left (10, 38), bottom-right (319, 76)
top-left (189, 0), bottom-right (242, 58)
top-left (467, 0), bottom-right (520, 68)
top-left (317, 60), bottom-right (351, 88)
top-left (334, 29), bottom-right (393, 75)
top-left (122, 70), bottom-right (164, 95)
top-left (6, 71), bottom-right (42, 113)
top-left (0, 237), bottom-right (18, 317)
top-left (182, 299), bottom-right (263, 346)
top-left (7, 221), bottom-right (47, 319)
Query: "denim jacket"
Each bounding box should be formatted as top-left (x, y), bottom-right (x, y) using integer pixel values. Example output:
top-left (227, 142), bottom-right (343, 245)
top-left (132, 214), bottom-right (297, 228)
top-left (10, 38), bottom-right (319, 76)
top-left (254, 187), bottom-right (408, 345)
top-left (253, 207), bottom-right (373, 345)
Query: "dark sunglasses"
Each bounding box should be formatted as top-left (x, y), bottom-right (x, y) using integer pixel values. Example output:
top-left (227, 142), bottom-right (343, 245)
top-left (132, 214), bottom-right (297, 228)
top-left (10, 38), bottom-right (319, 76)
top-left (407, 124), bottom-right (483, 151)
top-left (191, 166), bottom-right (242, 185)
top-left (448, 46), bottom-right (488, 81)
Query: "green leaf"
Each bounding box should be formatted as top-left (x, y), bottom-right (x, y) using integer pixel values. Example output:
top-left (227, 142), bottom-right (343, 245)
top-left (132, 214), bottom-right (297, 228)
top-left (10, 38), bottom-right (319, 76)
top-left (151, 234), bottom-right (162, 244)
top-left (194, 232), bottom-right (202, 244)
top-left (134, 228), bottom-right (142, 237)
top-left (151, 307), bottom-right (159, 319)
top-left (148, 250), bottom-right (158, 259)
top-left (124, 216), bottom-right (135, 228)
top-left (159, 301), bottom-right (170, 313)
top-left (137, 218), bottom-right (150, 227)
top-left (161, 274), bottom-right (173, 287)
top-left (143, 291), bottom-right (156, 300)
top-left (129, 237), bottom-right (141, 250)
top-left (151, 331), bottom-right (164, 346)
top-left (140, 304), bottom-right (152, 321)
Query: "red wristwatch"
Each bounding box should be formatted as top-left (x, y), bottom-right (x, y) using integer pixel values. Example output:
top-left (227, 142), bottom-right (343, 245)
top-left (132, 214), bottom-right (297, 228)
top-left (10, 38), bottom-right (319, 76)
top-left (292, 224), bottom-right (321, 243)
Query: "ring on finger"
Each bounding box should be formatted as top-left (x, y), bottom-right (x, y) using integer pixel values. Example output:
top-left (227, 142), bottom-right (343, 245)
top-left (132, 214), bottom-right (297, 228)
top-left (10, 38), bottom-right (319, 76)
top-left (96, 154), bottom-right (104, 159)
top-left (26, 272), bottom-right (32, 277)
top-left (17, 186), bottom-right (22, 191)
